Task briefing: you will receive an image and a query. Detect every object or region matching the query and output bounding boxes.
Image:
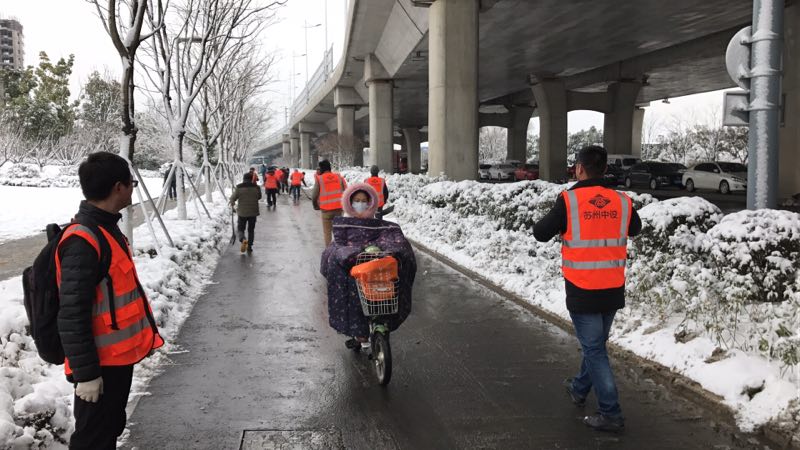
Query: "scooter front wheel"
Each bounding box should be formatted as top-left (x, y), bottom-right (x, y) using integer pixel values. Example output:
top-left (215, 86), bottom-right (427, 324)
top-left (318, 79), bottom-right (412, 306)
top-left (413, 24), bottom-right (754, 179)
top-left (372, 331), bottom-right (392, 385)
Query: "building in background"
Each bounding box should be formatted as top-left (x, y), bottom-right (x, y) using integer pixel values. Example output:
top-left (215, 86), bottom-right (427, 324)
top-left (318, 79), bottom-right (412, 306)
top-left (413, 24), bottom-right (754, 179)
top-left (0, 16), bottom-right (24, 102)
top-left (0, 17), bottom-right (24, 71)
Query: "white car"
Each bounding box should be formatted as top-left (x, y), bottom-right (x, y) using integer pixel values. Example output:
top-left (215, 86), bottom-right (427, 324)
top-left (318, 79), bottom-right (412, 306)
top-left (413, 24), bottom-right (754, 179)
top-left (682, 162), bottom-right (747, 194)
top-left (488, 163), bottom-right (516, 180)
top-left (478, 164), bottom-right (492, 180)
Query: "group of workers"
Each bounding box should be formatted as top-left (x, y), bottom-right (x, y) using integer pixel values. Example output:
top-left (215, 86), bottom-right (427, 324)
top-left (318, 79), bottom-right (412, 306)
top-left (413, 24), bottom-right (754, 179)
top-left (52, 145), bottom-right (638, 450)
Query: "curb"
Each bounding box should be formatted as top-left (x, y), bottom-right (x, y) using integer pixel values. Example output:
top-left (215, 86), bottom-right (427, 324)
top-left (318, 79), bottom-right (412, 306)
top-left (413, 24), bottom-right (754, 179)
top-left (408, 237), bottom-right (799, 450)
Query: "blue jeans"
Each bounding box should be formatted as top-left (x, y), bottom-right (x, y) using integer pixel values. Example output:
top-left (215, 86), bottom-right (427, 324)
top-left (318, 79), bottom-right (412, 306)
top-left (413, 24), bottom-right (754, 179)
top-left (569, 310), bottom-right (622, 418)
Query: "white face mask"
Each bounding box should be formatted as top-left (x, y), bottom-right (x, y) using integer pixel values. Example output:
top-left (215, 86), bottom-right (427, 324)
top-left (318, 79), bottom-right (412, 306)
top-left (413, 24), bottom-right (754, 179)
top-left (352, 201), bottom-right (369, 214)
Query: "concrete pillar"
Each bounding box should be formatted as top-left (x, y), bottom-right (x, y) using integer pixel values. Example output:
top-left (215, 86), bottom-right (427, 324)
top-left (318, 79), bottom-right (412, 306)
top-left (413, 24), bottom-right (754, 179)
top-left (427, 0), bottom-right (479, 180)
top-left (300, 132), bottom-right (312, 169)
top-left (289, 129), bottom-right (300, 168)
top-left (281, 133), bottom-right (291, 165)
top-left (531, 79), bottom-right (568, 182)
top-left (506, 105), bottom-right (534, 162)
top-left (367, 80), bottom-right (394, 171)
top-left (336, 105), bottom-right (360, 166)
top-left (631, 107), bottom-right (645, 157)
top-left (779, 3), bottom-right (800, 201)
top-left (403, 127), bottom-right (422, 174)
top-left (603, 81), bottom-right (643, 155)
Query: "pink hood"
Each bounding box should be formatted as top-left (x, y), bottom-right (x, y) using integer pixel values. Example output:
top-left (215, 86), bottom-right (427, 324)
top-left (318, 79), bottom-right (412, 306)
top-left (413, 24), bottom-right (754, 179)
top-left (341, 182), bottom-right (379, 218)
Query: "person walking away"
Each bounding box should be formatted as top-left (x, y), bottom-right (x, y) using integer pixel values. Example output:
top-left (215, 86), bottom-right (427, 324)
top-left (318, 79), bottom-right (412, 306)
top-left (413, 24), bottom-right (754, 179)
top-left (311, 159), bottom-right (347, 246)
top-left (274, 167), bottom-right (285, 194)
top-left (364, 165), bottom-right (390, 215)
top-left (248, 167), bottom-right (259, 184)
top-left (264, 169), bottom-right (279, 208)
top-left (57, 152), bottom-right (164, 450)
top-left (259, 163), bottom-right (267, 180)
top-left (282, 167), bottom-right (291, 193)
top-left (533, 145), bottom-right (641, 433)
top-left (290, 168), bottom-right (307, 204)
top-left (230, 172), bottom-right (262, 252)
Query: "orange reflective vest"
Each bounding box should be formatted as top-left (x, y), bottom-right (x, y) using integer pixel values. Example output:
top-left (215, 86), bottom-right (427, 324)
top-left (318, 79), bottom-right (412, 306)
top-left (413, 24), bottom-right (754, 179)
top-left (365, 176), bottom-right (386, 207)
top-left (55, 224), bottom-right (164, 375)
top-left (561, 186), bottom-right (632, 290)
top-left (290, 172), bottom-right (304, 186)
top-left (264, 174), bottom-right (278, 190)
top-left (316, 172), bottom-right (346, 211)
top-left (275, 169), bottom-right (285, 181)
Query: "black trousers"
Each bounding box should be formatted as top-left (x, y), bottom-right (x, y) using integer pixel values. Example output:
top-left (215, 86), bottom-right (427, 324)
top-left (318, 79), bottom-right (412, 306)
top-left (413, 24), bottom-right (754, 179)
top-left (70, 365), bottom-right (134, 450)
top-left (237, 216), bottom-right (256, 244)
top-left (266, 189), bottom-right (278, 206)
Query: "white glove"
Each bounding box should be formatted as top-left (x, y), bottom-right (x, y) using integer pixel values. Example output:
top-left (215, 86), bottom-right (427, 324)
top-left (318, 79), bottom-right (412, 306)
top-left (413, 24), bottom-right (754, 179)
top-left (75, 377), bottom-right (104, 403)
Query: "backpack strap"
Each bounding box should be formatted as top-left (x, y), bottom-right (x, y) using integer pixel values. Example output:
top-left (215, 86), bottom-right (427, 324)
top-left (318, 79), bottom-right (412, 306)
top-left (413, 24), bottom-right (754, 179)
top-left (58, 221), bottom-right (117, 329)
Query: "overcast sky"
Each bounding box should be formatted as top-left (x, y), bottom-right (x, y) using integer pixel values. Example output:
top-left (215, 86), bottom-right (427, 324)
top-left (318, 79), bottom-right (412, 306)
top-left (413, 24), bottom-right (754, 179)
top-left (3, 0), bottom-right (730, 138)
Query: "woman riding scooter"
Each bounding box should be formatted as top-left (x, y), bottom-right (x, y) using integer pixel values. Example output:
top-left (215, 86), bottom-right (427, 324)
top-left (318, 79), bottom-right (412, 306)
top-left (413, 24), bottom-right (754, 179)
top-left (320, 183), bottom-right (416, 352)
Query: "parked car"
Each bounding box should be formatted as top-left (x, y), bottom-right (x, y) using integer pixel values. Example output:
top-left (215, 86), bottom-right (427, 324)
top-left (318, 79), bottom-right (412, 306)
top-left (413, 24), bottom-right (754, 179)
top-left (682, 162), bottom-right (747, 194)
top-left (624, 162), bottom-right (687, 190)
top-left (478, 164), bottom-right (492, 180)
top-left (488, 163), bottom-right (516, 180)
top-left (603, 164), bottom-right (626, 187)
top-left (513, 163), bottom-right (539, 181)
top-left (607, 154), bottom-right (642, 170)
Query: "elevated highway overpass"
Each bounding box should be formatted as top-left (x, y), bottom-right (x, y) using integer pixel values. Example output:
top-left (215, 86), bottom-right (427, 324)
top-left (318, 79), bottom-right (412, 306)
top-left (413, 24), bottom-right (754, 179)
top-left (256, 0), bottom-right (799, 203)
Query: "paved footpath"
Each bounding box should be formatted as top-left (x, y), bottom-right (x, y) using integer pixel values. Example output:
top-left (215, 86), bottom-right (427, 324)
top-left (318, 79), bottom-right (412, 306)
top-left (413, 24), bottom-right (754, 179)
top-left (125, 193), bottom-right (759, 450)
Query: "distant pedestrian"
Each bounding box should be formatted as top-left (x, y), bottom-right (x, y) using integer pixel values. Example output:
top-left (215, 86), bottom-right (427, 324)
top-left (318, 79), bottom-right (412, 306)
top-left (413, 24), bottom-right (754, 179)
top-left (311, 159), bottom-right (347, 246)
top-left (364, 165), bottom-right (390, 216)
top-left (249, 167), bottom-right (259, 184)
top-left (290, 168), bottom-right (307, 204)
top-left (162, 163), bottom-right (177, 200)
top-left (259, 163), bottom-right (267, 179)
top-left (230, 172), bottom-right (262, 253)
top-left (281, 167), bottom-right (291, 193)
top-left (264, 169), bottom-right (279, 208)
top-left (58, 152), bottom-right (164, 449)
top-left (274, 167), bottom-right (285, 194)
top-left (533, 145), bottom-right (642, 433)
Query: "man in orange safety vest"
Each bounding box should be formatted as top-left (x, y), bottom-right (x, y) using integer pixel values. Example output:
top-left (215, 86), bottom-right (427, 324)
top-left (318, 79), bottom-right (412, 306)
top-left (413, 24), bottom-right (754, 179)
top-left (311, 159), bottom-right (347, 246)
top-left (533, 145), bottom-right (641, 433)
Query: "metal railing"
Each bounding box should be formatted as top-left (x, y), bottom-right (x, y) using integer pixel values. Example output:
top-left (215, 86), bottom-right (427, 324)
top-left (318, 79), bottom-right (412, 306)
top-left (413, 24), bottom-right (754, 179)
top-left (263, 46), bottom-right (336, 148)
top-left (292, 46), bottom-right (334, 118)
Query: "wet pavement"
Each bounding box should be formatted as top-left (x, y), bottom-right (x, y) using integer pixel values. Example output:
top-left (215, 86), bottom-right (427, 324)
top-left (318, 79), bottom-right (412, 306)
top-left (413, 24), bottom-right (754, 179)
top-left (125, 193), bottom-right (760, 450)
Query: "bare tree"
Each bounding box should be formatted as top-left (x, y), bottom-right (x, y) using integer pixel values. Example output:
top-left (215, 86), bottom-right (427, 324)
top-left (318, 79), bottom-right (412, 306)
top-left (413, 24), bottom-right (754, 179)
top-left (479, 127), bottom-right (507, 163)
top-left (140, 0), bottom-right (284, 219)
top-left (316, 134), bottom-right (365, 168)
top-left (0, 123), bottom-right (26, 168)
top-left (89, 0), bottom-right (168, 239)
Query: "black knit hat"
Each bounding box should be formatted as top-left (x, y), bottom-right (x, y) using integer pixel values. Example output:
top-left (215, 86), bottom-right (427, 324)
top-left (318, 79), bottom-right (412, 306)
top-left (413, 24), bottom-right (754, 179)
top-left (318, 159), bottom-right (332, 172)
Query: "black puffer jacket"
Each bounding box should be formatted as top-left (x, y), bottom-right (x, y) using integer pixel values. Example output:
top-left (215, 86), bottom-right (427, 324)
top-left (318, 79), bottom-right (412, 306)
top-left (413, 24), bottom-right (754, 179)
top-left (57, 201), bottom-right (130, 382)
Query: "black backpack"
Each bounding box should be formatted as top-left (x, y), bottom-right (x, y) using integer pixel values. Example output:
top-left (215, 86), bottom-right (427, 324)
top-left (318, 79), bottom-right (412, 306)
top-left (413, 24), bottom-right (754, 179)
top-left (22, 221), bottom-right (111, 365)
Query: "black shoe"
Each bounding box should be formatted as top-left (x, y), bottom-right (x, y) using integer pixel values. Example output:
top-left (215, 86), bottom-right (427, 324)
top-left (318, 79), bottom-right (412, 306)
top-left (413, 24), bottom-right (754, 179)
top-left (247, 246), bottom-right (253, 253)
top-left (344, 338), bottom-right (360, 351)
top-left (563, 378), bottom-right (586, 407)
top-left (583, 413), bottom-right (624, 433)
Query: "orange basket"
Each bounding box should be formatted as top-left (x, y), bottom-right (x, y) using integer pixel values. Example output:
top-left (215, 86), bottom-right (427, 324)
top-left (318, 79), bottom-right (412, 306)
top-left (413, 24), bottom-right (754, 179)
top-left (351, 254), bottom-right (400, 316)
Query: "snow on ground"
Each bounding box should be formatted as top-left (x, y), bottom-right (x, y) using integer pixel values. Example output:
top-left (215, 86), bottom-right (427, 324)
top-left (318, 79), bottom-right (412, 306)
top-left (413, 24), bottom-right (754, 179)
top-left (336, 168), bottom-right (800, 435)
top-left (0, 191), bottom-right (229, 448)
top-left (0, 163), bottom-right (168, 244)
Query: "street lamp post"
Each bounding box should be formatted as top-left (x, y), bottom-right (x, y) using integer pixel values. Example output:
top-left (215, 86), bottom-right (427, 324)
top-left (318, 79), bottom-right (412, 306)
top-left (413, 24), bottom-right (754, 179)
top-left (303, 20), bottom-right (322, 101)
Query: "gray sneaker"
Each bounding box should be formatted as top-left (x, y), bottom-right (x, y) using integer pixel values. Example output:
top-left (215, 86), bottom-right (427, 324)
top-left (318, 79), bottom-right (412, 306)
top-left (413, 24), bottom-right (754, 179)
top-left (583, 413), bottom-right (624, 433)
top-left (563, 378), bottom-right (586, 407)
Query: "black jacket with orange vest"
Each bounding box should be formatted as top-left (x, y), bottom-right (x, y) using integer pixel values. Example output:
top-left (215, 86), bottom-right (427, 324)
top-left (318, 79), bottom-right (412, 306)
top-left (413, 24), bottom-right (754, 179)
top-left (533, 179), bottom-right (642, 313)
top-left (56, 201), bottom-right (163, 382)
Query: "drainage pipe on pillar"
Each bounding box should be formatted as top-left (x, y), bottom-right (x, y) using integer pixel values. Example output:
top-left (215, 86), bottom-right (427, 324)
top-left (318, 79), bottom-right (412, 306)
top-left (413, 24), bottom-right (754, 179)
top-left (747, 0), bottom-right (784, 209)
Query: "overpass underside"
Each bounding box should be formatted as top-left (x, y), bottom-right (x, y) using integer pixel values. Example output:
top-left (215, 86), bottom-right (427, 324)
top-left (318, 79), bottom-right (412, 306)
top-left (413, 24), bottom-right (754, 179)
top-left (276, 0), bottom-right (799, 201)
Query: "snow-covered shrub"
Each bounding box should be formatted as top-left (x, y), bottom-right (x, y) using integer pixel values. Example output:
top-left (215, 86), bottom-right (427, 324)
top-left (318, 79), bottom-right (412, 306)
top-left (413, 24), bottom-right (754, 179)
top-left (5, 163), bottom-right (40, 180)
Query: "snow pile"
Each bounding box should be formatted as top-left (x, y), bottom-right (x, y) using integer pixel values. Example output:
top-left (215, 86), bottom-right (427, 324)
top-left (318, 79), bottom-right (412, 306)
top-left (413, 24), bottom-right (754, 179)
top-left (360, 168), bottom-right (800, 433)
top-left (0, 193), bottom-right (229, 448)
top-left (0, 161), bottom-right (176, 189)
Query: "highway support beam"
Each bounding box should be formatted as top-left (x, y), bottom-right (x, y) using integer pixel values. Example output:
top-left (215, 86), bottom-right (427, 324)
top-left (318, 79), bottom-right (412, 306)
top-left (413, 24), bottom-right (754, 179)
top-left (531, 78), bottom-right (568, 182)
top-left (335, 86), bottom-right (363, 167)
top-left (603, 81), bottom-right (643, 156)
top-left (403, 127), bottom-right (422, 174)
top-left (300, 130), bottom-right (312, 169)
top-left (427, 0), bottom-right (479, 180)
top-left (365, 54), bottom-right (394, 172)
top-left (281, 134), bottom-right (290, 165)
top-left (506, 105), bottom-right (534, 162)
top-left (289, 128), bottom-right (300, 169)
